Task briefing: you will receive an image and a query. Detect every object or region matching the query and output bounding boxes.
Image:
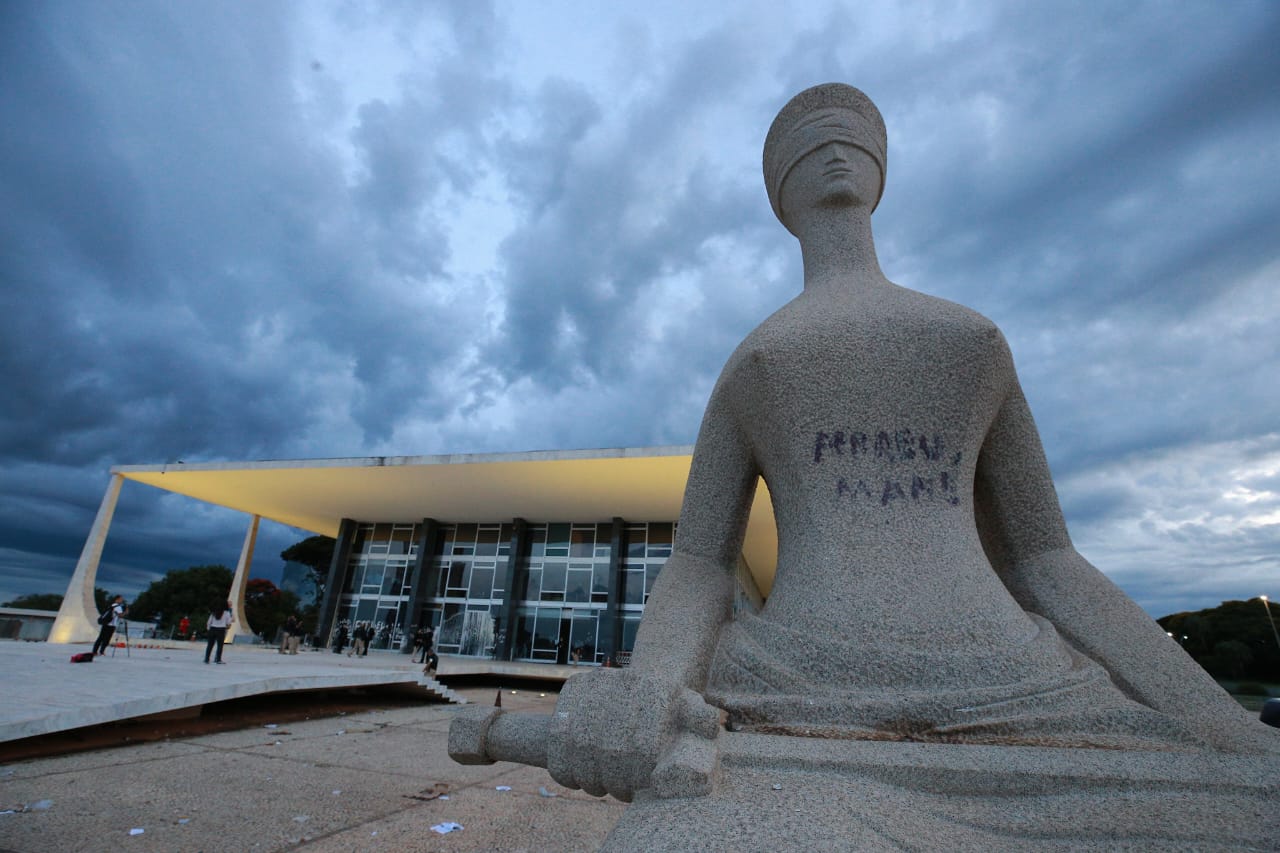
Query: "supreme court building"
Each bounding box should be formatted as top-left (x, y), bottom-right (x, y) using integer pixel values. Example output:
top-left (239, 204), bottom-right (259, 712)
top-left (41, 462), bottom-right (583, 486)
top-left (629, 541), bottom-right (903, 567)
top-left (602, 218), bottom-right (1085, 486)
top-left (49, 447), bottom-right (777, 667)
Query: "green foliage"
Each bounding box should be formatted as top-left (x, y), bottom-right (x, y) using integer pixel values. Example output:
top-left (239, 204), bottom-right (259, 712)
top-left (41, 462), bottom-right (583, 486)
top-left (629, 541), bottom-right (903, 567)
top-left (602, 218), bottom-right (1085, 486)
top-left (281, 535), bottom-right (336, 596)
top-left (244, 578), bottom-right (301, 641)
top-left (1, 592), bottom-right (64, 610)
top-left (1158, 598), bottom-right (1280, 681)
top-left (2, 588), bottom-right (116, 613)
top-left (129, 565), bottom-right (234, 634)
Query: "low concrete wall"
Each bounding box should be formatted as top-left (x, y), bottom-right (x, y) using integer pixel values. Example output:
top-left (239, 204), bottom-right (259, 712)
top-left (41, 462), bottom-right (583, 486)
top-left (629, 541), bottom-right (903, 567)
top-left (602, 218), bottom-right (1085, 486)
top-left (0, 608), bottom-right (56, 641)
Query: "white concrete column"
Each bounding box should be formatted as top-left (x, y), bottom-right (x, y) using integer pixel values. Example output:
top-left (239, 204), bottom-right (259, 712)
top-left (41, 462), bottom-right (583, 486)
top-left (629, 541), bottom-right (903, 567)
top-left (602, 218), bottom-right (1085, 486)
top-left (50, 474), bottom-right (124, 644)
top-left (226, 514), bottom-right (259, 643)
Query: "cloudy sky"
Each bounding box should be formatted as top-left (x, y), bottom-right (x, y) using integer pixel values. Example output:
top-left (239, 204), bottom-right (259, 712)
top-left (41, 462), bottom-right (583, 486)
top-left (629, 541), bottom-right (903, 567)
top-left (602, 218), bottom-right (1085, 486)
top-left (2, 1), bottom-right (1277, 618)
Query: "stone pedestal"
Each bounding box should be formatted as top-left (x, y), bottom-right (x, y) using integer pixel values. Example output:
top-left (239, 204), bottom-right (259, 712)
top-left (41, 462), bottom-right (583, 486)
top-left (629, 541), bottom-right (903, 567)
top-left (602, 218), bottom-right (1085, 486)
top-left (603, 733), bottom-right (1279, 851)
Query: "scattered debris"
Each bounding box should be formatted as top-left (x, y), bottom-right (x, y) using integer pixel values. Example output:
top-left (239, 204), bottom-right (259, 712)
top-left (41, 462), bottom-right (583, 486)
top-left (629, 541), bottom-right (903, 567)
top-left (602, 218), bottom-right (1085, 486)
top-left (771, 783), bottom-right (782, 791)
top-left (264, 724), bottom-right (278, 729)
top-left (404, 783), bottom-right (450, 802)
top-left (30, 800), bottom-right (53, 811)
top-left (538, 786), bottom-right (557, 798)
top-left (129, 828), bottom-right (145, 836)
top-left (293, 815), bottom-right (310, 823)
top-left (177, 818), bottom-right (191, 825)
top-left (495, 785), bottom-right (512, 792)
top-left (431, 822), bottom-right (463, 835)
top-left (332, 789), bottom-right (342, 796)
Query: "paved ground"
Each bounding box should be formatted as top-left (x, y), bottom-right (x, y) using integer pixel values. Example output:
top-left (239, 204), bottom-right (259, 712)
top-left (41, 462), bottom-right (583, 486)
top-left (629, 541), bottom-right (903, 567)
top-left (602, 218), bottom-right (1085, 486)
top-left (0, 642), bottom-right (624, 851)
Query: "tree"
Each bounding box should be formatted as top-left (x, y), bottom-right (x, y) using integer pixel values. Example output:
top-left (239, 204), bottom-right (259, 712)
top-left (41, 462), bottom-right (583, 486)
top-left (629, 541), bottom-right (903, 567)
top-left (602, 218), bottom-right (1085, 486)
top-left (281, 536), bottom-right (335, 636)
top-left (244, 578), bottom-right (301, 641)
top-left (1158, 598), bottom-right (1280, 682)
top-left (94, 587), bottom-right (114, 614)
top-left (2, 593), bottom-right (63, 610)
top-left (129, 565), bottom-right (234, 634)
top-left (281, 535), bottom-right (336, 596)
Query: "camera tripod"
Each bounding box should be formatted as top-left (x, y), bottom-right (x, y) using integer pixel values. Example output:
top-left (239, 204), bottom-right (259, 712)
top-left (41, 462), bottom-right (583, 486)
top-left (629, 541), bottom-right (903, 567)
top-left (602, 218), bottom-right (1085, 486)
top-left (110, 617), bottom-right (131, 658)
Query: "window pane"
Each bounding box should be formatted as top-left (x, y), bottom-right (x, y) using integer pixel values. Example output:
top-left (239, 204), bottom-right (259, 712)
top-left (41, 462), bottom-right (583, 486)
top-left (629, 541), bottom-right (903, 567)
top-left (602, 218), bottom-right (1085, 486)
top-left (523, 567), bottom-right (542, 600)
top-left (546, 523), bottom-right (570, 556)
top-left (566, 569), bottom-right (591, 603)
top-left (647, 522), bottom-right (672, 544)
top-left (570, 528), bottom-right (594, 558)
top-left (447, 561), bottom-right (467, 592)
top-left (542, 561), bottom-right (566, 593)
top-left (529, 526), bottom-right (547, 558)
top-left (592, 563), bottom-right (611, 596)
top-left (476, 526), bottom-right (500, 556)
top-left (469, 566), bottom-right (495, 600)
top-left (363, 560), bottom-right (385, 591)
top-left (624, 569), bottom-right (645, 604)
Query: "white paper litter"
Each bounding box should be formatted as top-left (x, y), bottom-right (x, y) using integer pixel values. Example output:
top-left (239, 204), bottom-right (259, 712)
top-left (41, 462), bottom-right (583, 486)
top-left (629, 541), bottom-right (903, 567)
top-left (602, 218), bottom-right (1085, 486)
top-left (538, 786), bottom-right (557, 798)
top-left (129, 828), bottom-right (144, 836)
top-left (495, 785), bottom-right (512, 791)
top-left (30, 800), bottom-right (53, 811)
top-left (431, 822), bottom-right (464, 834)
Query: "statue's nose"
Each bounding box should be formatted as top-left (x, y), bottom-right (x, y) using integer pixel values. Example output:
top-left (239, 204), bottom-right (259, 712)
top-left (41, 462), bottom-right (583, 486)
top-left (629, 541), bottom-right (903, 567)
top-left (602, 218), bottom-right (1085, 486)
top-left (824, 142), bottom-right (851, 163)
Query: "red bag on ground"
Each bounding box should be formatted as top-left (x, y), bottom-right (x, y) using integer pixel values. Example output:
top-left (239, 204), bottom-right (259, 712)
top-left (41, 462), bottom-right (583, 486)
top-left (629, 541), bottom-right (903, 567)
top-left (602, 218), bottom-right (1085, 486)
top-left (70, 652), bottom-right (94, 663)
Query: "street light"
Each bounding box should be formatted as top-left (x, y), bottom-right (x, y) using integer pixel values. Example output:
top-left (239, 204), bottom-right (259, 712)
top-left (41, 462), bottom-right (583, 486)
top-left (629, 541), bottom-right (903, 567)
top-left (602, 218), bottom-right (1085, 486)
top-left (1261, 595), bottom-right (1280, 657)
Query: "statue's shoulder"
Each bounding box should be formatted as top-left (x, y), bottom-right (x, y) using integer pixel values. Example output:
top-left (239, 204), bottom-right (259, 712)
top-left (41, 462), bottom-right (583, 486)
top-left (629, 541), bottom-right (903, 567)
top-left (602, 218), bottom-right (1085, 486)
top-left (897, 286), bottom-right (1015, 367)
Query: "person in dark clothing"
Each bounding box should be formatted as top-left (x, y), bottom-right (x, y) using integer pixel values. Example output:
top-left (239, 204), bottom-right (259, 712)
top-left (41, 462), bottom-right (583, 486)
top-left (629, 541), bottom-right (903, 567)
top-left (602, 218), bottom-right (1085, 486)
top-left (333, 622), bottom-right (349, 654)
top-left (348, 622), bottom-right (365, 657)
top-left (420, 625), bottom-right (437, 673)
top-left (92, 595), bottom-right (127, 655)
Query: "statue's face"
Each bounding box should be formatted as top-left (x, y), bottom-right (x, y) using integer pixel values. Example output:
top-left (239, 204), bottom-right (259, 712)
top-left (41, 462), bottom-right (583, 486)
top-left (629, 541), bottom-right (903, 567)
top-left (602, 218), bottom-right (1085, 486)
top-left (778, 137), bottom-right (881, 224)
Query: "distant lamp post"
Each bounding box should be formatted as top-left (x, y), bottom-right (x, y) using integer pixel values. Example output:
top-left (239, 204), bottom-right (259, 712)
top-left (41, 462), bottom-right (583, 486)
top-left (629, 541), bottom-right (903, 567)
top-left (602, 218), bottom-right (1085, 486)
top-left (1262, 595), bottom-right (1280, 656)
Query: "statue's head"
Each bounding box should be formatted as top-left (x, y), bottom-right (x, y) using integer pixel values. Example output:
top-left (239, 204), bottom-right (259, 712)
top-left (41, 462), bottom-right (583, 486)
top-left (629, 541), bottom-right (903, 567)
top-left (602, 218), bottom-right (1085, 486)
top-left (763, 83), bottom-right (887, 230)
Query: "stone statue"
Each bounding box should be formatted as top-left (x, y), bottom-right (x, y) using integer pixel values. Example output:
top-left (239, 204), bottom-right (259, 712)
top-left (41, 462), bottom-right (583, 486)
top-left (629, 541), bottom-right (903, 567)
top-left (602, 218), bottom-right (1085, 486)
top-left (451, 84), bottom-right (1279, 849)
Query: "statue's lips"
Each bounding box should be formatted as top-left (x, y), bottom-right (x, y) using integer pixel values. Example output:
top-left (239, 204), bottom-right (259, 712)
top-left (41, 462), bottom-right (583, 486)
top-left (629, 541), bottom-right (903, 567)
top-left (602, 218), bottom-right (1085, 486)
top-left (823, 167), bottom-right (855, 177)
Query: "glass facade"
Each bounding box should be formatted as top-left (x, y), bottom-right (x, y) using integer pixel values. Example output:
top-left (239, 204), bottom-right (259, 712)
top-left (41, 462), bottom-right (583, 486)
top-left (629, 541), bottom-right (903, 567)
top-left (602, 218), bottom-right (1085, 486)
top-left (330, 517), bottom-right (762, 665)
top-left (335, 522), bottom-right (418, 650)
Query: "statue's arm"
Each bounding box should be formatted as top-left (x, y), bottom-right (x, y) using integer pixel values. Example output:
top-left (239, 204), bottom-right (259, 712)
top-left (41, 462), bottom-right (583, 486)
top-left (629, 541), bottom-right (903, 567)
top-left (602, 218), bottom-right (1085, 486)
top-left (976, 379), bottom-right (1277, 752)
top-left (629, 380), bottom-right (759, 691)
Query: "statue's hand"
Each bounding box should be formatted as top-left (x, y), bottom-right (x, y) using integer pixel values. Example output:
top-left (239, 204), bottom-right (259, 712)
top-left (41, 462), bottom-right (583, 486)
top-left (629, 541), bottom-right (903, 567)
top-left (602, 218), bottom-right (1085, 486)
top-left (546, 668), bottom-right (722, 802)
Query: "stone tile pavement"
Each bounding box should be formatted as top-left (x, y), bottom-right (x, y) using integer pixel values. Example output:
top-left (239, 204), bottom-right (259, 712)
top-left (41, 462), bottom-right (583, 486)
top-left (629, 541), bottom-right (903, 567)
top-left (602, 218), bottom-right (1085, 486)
top-left (0, 641), bottom-right (624, 851)
top-left (0, 639), bottom-right (450, 743)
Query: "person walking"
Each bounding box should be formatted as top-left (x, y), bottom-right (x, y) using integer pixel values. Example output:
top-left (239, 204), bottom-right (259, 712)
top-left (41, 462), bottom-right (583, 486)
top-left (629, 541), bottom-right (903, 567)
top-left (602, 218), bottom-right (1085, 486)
top-left (205, 601), bottom-right (232, 664)
top-left (283, 614), bottom-right (302, 654)
top-left (348, 622), bottom-right (367, 657)
top-left (92, 595), bottom-right (127, 656)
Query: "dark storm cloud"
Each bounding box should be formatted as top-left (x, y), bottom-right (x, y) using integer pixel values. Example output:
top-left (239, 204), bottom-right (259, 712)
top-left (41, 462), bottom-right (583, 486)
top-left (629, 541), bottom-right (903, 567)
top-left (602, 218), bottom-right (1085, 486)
top-left (492, 26), bottom-right (786, 394)
top-left (0, 2), bottom-right (511, 597)
top-left (1, 1), bottom-right (1276, 617)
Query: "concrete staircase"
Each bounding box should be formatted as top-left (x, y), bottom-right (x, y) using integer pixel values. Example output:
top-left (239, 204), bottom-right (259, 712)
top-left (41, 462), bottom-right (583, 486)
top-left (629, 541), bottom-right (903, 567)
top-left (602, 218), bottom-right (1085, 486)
top-left (417, 673), bottom-right (466, 704)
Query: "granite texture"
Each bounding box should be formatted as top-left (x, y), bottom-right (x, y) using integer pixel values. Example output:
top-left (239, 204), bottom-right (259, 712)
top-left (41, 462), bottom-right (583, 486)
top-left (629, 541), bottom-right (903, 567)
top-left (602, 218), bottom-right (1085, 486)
top-left (448, 82), bottom-right (1280, 844)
